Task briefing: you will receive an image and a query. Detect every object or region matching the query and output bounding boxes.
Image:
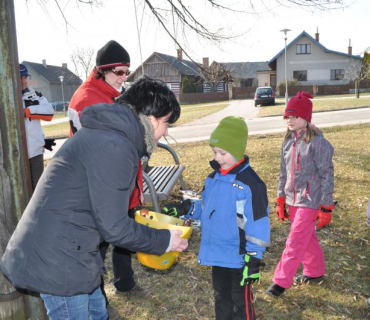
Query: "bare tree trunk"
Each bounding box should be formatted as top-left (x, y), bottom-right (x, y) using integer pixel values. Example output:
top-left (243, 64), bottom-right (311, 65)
top-left (355, 79), bottom-right (359, 98)
top-left (0, 0), bottom-right (47, 318)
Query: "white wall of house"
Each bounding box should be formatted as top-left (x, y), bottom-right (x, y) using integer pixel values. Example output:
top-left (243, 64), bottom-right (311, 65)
top-left (257, 72), bottom-right (271, 87)
top-left (276, 35), bottom-right (361, 86)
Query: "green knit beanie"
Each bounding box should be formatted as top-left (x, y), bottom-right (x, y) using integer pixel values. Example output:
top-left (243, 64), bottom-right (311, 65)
top-left (209, 116), bottom-right (248, 161)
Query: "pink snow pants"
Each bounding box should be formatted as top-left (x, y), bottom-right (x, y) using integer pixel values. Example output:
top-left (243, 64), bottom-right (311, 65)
top-left (273, 206), bottom-right (326, 289)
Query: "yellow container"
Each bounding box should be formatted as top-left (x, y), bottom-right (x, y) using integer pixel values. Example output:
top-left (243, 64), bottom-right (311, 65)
top-left (135, 210), bottom-right (193, 270)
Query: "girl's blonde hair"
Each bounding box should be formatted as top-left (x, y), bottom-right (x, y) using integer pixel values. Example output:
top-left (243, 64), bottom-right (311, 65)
top-left (284, 122), bottom-right (319, 143)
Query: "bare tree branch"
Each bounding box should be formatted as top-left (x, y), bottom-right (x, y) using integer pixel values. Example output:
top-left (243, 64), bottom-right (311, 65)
top-left (70, 47), bottom-right (95, 80)
top-left (33, 0), bottom-right (350, 68)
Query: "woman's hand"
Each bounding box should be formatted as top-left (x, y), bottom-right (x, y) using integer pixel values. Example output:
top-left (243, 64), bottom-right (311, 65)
top-left (169, 230), bottom-right (188, 252)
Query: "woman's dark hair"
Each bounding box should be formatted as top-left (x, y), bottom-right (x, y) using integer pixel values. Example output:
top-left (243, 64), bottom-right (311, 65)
top-left (116, 76), bottom-right (180, 124)
top-left (94, 67), bottom-right (114, 80)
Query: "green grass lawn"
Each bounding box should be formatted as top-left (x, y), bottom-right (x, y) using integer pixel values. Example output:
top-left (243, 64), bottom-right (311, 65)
top-left (259, 95), bottom-right (370, 117)
top-left (101, 123), bottom-right (370, 320)
top-left (43, 121), bottom-right (70, 139)
top-left (52, 111), bottom-right (68, 119)
top-left (172, 103), bottom-right (229, 126)
top-left (42, 102), bottom-right (229, 138)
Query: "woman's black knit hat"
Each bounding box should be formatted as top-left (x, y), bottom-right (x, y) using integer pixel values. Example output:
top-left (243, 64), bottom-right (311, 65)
top-left (96, 40), bottom-right (130, 69)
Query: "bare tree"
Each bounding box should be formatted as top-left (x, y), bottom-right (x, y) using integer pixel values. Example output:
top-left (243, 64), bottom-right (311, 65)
top-left (360, 47), bottom-right (370, 80)
top-left (139, 0), bottom-right (350, 68)
top-left (36, 0), bottom-right (350, 67)
top-left (345, 47), bottom-right (370, 98)
top-left (202, 61), bottom-right (234, 92)
top-left (70, 47), bottom-right (95, 80)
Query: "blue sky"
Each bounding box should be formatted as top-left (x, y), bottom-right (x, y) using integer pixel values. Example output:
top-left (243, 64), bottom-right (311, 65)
top-left (15, 0), bottom-right (369, 76)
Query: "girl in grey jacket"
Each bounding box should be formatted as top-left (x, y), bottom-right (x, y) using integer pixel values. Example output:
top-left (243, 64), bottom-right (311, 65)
top-left (267, 91), bottom-right (335, 298)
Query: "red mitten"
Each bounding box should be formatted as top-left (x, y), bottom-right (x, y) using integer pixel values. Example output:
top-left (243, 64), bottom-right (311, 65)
top-left (314, 204), bottom-right (336, 229)
top-left (275, 197), bottom-right (289, 222)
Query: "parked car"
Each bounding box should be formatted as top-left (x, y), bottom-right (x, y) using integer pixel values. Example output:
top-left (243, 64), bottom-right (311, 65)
top-left (254, 87), bottom-right (275, 107)
top-left (51, 101), bottom-right (70, 112)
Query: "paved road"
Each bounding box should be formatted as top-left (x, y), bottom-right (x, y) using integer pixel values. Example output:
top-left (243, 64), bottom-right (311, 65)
top-left (161, 101), bottom-right (370, 144)
top-left (44, 100), bottom-right (370, 159)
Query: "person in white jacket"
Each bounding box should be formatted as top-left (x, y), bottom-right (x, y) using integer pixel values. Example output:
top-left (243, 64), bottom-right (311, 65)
top-left (20, 64), bottom-right (55, 191)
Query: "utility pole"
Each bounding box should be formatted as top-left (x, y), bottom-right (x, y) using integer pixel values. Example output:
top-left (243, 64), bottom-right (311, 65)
top-left (280, 29), bottom-right (291, 106)
top-left (0, 0), bottom-right (47, 318)
top-left (59, 75), bottom-right (66, 116)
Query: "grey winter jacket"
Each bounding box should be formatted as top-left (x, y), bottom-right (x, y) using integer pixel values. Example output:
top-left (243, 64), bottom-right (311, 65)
top-left (278, 129), bottom-right (334, 209)
top-left (0, 103), bottom-right (170, 296)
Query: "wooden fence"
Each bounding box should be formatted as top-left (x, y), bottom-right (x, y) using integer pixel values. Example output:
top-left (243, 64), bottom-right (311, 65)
top-left (276, 79), bottom-right (370, 97)
top-left (231, 87), bottom-right (255, 99)
top-left (179, 92), bottom-right (229, 104)
top-left (180, 80), bottom-right (370, 103)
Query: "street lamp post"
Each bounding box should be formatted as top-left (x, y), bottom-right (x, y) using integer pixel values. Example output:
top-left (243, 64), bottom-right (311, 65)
top-left (280, 29), bottom-right (291, 106)
top-left (59, 75), bottom-right (66, 116)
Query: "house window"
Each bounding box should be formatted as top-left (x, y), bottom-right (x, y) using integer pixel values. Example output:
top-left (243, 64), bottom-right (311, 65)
top-left (240, 78), bottom-right (254, 87)
top-left (296, 44), bottom-right (311, 54)
top-left (330, 69), bottom-right (345, 80)
top-left (293, 70), bottom-right (307, 81)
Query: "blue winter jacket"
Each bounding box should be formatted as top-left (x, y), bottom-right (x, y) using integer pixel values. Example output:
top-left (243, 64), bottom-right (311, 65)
top-left (186, 156), bottom-right (270, 268)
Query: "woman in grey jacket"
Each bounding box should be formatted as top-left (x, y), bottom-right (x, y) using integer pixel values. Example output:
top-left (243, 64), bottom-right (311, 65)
top-left (0, 77), bottom-right (187, 320)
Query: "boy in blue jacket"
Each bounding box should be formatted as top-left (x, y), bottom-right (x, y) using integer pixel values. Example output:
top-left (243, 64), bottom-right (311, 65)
top-left (163, 116), bottom-right (270, 320)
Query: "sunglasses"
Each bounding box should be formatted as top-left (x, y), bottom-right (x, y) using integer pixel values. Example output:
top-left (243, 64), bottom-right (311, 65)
top-left (111, 69), bottom-right (131, 77)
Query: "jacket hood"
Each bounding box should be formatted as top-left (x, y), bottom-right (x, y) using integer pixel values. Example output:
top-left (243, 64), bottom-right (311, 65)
top-left (80, 103), bottom-right (147, 157)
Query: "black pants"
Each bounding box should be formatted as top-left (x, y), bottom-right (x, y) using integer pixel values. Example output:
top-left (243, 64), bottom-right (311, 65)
top-left (29, 154), bottom-right (44, 191)
top-left (100, 208), bottom-right (136, 305)
top-left (212, 266), bottom-right (255, 320)
top-left (100, 243), bottom-right (135, 292)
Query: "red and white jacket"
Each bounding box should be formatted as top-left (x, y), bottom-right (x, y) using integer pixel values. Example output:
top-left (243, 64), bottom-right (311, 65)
top-left (68, 70), bottom-right (143, 209)
top-left (68, 70), bottom-right (121, 134)
top-left (23, 87), bottom-right (54, 159)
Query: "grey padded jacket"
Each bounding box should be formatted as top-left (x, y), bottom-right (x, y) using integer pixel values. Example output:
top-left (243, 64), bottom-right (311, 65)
top-left (0, 103), bottom-right (170, 296)
top-left (277, 128), bottom-right (334, 209)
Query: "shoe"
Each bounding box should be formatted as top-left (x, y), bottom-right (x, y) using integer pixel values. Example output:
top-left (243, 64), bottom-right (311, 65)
top-left (266, 284), bottom-right (285, 298)
top-left (107, 304), bottom-right (120, 320)
top-left (115, 284), bottom-right (151, 299)
top-left (294, 274), bottom-right (324, 285)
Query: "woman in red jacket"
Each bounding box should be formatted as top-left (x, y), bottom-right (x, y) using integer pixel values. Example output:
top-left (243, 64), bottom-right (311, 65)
top-left (68, 41), bottom-right (147, 314)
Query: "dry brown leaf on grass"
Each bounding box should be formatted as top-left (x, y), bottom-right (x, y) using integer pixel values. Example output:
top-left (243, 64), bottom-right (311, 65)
top-left (292, 302), bottom-right (301, 309)
top-left (356, 264), bottom-right (364, 271)
top-left (328, 305), bottom-right (337, 312)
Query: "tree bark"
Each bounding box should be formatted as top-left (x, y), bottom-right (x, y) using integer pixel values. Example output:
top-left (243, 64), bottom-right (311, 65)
top-left (0, 0), bottom-right (46, 318)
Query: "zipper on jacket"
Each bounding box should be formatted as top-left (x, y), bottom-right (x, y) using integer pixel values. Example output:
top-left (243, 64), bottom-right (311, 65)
top-left (209, 210), bottom-right (215, 219)
top-left (305, 182), bottom-right (312, 201)
top-left (297, 152), bottom-right (301, 171)
top-left (291, 133), bottom-right (298, 204)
